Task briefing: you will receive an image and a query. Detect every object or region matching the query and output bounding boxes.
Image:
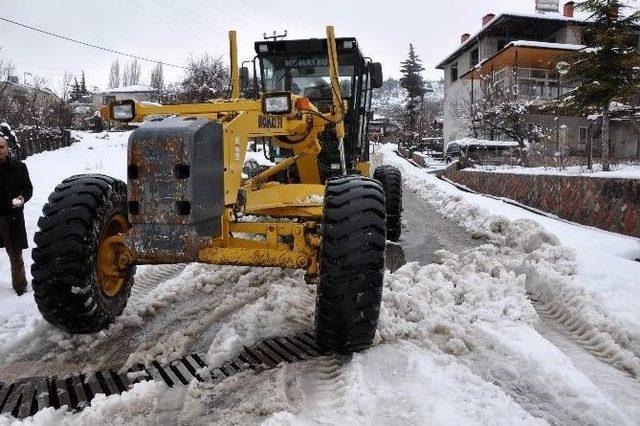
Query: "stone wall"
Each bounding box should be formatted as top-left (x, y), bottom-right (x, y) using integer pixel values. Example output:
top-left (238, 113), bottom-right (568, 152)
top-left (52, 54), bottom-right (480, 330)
top-left (444, 166), bottom-right (640, 237)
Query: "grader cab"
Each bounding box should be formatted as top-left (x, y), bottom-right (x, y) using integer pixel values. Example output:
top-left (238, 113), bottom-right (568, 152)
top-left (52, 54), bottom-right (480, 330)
top-left (31, 27), bottom-right (402, 354)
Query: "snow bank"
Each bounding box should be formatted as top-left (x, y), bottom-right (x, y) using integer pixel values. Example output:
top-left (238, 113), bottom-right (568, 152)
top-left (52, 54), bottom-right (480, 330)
top-left (378, 250), bottom-right (536, 355)
top-left (376, 145), bottom-right (640, 375)
top-left (473, 163), bottom-right (640, 179)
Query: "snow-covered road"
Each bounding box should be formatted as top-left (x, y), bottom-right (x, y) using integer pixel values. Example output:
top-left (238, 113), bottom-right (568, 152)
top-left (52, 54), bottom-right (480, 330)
top-left (1, 133), bottom-right (639, 425)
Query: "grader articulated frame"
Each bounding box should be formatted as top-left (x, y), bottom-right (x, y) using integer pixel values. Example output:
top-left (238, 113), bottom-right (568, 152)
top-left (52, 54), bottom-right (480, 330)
top-left (31, 27), bottom-right (403, 353)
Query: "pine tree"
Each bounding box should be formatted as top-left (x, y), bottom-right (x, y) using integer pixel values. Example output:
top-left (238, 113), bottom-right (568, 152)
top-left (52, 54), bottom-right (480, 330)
top-left (80, 71), bottom-right (87, 95)
top-left (558, 0), bottom-right (640, 171)
top-left (399, 44), bottom-right (428, 133)
top-left (70, 77), bottom-right (81, 101)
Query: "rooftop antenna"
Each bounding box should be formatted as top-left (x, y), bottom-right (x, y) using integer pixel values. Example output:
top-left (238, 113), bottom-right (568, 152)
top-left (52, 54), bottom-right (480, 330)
top-left (263, 30), bottom-right (287, 41)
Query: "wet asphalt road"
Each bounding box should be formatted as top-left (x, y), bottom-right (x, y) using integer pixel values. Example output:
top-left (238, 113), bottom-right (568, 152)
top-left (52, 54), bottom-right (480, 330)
top-left (393, 185), bottom-right (481, 267)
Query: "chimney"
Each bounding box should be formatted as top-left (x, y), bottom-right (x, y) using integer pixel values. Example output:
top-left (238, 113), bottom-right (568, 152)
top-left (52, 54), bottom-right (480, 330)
top-left (461, 33), bottom-right (471, 44)
top-left (482, 13), bottom-right (496, 26)
top-left (563, 1), bottom-right (575, 17)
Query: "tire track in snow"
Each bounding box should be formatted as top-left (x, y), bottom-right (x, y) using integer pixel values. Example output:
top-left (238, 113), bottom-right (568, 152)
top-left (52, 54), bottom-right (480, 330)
top-left (529, 295), bottom-right (640, 379)
top-left (129, 264), bottom-right (187, 302)
top-left (284, 355), bottom-right (350, 422)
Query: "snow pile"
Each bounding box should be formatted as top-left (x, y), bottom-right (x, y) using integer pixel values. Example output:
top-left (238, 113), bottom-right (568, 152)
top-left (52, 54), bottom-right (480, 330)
top-left (378, 248), bottom-right (537, 355)
top-left (376, 145), bottom-right (640, 377)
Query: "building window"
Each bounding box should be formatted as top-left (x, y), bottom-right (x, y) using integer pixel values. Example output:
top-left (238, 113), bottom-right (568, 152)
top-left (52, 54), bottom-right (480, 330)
top-left (579, 127), bottom-right (588, 145)
top-left (470, 48), bottom-right (479, 68)
top-left (451, 63), bottom-right (458, 82)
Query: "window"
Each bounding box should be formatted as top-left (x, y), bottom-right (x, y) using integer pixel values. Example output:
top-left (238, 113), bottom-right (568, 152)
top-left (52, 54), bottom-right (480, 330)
top-left (451, 63), bottom-right (458, 82)
top-left (515, 68), bottom-right (564, 99)
top-left (470, 48), bottom-right (479, 68)
top-left (579, 127), bottom-right (588, 145)
top-left (261, 55), bottom-right (354, 98)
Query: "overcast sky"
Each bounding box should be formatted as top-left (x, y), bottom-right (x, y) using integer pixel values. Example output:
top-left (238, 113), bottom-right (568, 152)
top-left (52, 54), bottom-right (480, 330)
top-left (0, 0), bottom-right (630, 94)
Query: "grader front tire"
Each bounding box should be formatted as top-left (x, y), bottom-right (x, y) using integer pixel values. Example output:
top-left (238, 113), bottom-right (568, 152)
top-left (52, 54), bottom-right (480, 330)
top-left (315, 176), bottom-right (386, 353)
top-left (32, 174), bottom-right (135, 334)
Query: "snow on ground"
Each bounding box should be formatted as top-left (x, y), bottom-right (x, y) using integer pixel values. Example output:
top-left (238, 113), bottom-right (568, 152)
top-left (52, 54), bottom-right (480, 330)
top-left (473, 163), bottom-right (640, 179)
top-left (1, 133), bottom-right (639, 424)
top-left (375, 145), bottom-right (640, 353)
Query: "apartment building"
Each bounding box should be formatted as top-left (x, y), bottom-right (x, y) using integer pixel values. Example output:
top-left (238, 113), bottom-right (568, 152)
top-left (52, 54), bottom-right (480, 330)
top-left (436, 1), bottom-right (640, 160)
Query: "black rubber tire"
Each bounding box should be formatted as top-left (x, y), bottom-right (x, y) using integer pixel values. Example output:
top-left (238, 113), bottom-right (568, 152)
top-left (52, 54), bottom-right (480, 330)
top-left (315, 175), bottom-right (386, 353)
top-left (32, 174), bottom-right (135, 334)
top-left (373, 165), bottom-right (403, 242)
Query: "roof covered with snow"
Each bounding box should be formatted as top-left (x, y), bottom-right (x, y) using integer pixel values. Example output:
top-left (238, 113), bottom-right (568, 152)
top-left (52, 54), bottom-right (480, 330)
top-left (436, 12), bottom-right (589, 69)
top-left (506, 40), bottom-right (586, 50)
top-left (101, 85), bottom-right (157, 94)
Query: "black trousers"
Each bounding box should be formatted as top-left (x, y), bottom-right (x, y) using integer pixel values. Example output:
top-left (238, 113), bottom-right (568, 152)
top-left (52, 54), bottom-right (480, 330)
top-left (0, 216), bottom-right (27, 293)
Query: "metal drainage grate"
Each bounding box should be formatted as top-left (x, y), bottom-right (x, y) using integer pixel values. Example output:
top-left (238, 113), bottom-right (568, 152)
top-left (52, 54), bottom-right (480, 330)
top-left (0, 331), bottom-right (324, 419)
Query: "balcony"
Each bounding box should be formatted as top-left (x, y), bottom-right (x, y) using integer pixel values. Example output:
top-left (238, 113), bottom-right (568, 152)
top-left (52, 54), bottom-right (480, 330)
top-left (463, 41), bottom-right (582, 100)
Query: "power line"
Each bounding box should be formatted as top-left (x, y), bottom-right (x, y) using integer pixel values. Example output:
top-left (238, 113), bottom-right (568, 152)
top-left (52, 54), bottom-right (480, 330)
top-left (0, 16), bottom-right (188, 69)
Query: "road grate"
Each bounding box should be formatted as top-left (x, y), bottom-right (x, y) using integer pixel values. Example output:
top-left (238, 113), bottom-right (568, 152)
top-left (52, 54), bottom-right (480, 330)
top-left (0, 331), bottom-right (326, 419)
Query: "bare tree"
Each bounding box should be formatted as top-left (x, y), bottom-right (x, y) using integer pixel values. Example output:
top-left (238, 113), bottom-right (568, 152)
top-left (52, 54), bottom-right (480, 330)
top-left (150, 62), bottom-right (164, 90)
top-left (459, 73), bottom-right (545, 148)
top-left (179, 54), bottom-right (229, 103)
top-left (108, 59), bottom-right (120, 89)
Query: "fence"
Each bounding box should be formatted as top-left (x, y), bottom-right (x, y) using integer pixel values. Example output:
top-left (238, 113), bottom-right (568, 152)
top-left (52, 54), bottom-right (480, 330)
top-left (12, 126), bottom-right (73, 160)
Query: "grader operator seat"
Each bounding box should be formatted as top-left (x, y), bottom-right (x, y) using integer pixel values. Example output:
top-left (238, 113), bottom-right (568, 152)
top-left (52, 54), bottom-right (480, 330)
top-left (255, 37), bottom-right (383, 179)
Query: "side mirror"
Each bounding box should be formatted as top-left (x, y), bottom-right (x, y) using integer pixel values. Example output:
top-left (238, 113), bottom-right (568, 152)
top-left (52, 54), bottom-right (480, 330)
top-left (240, 66), bottom-right (250, 88)
top-left (369, 62), bottom-right (383, 89)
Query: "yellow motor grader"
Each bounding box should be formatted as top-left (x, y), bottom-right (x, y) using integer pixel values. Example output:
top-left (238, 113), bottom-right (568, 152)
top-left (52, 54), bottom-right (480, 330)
top-left (31, 27), bottom-right (402, 353)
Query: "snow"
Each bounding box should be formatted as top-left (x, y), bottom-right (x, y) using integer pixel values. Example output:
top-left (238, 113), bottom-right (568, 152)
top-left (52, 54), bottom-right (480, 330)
top-left (507, 40), bottom-right (586, 51)
top-left (472, 163), bottom-right (640, 179)
top-left (376, 145), bottom-right (640, 365)
top-left (101, 85), bottom-right (157, 94)
top-left (1, 133), bottom-right (639, 424)
top-left (448, 137), bottom-right (520, 150)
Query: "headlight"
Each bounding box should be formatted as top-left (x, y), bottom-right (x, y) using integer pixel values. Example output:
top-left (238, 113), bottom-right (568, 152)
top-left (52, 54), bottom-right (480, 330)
top-left (110, 100), bottom-right (135, 122)
top-left (262, 92), bottom-right (292, 115)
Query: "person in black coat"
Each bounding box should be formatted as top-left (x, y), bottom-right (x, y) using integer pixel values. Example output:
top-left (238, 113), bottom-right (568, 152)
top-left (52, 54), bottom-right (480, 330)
top-left (0, 132), bottom-right (33, 295)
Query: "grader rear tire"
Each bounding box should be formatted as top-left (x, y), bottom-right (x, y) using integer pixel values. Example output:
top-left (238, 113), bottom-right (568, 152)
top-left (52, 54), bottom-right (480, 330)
top-left (373, 165), bottom-right (402, 242)
top-left (32, 174), bottom-right (135, 334)
top-left (315, 176), bottom-right (386, 353)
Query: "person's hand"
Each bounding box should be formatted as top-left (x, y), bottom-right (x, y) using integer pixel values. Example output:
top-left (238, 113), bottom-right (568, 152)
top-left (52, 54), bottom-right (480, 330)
top-left (11, 196), bottom-right (24, 208)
